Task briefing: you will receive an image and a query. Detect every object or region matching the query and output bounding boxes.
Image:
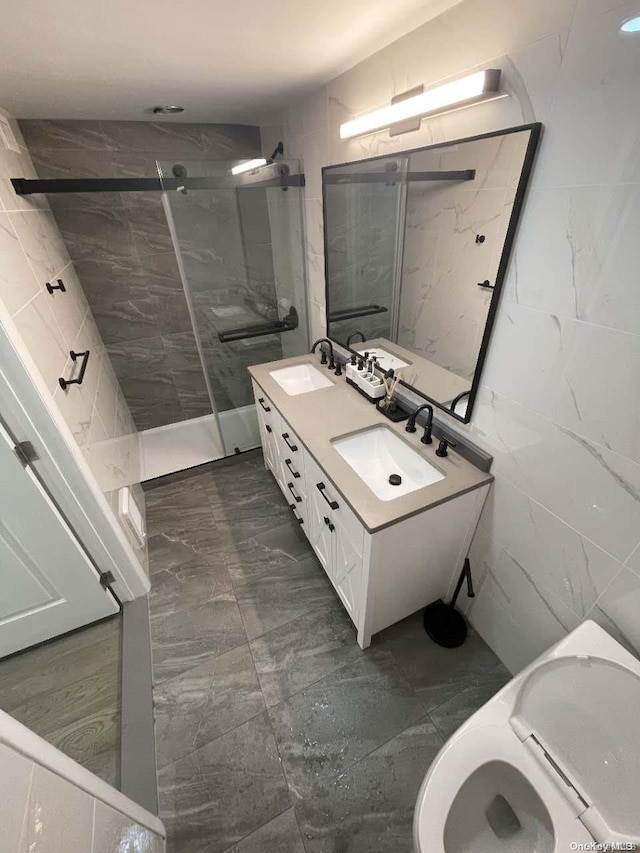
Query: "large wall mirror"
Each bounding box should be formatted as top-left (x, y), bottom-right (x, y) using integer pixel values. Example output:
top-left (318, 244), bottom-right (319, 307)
top-left (323, 123), bottom-right (541, 422)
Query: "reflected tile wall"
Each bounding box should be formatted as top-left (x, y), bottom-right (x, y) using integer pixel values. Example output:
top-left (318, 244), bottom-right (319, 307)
top-left (19, 119), bottom-right (262, 431)
top-left (262, 0), bottom-right (640, 670)
top-left (0, 108), bottom-right (146, 565)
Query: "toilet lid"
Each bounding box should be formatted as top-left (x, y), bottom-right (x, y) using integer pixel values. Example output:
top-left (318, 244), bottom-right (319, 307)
top-left (510, 655), bottom-right (640, 843)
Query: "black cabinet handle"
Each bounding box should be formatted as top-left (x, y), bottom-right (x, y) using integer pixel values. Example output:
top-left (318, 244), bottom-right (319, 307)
top-left (59, 350), bottom-right (90, 390)
top-left (258, 397), bottom-right (271, 412)
top-left (265, 424), bottom-right (272, 433)
top-left (285, 458), bottom-right (300, 478)
top-left (290, 504), bottom-right (304, 525)
top-left (282, 432), bottom-right (298, 452)
top-left (317, 482), bottom-right (339, 510)
top-left (323, 515), bottom-right (335, 532)
top-left (46, 278), bottom-right (66, 294)
top-left (287, 482), bottom-right (302, 503)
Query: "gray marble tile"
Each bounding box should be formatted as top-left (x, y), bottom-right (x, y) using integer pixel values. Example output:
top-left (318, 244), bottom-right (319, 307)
top-left (228, 808), bottom-right (305, 853)
top-left (154, 643), bottom-right (265, 769)
top-left (251, 604), bottom-right (361, 707)
top-left (127, 202), bottom-right (175, 255)
top-left (93, 295), bottom-right (159, 345)
top-left (203, 454), bottom-right (292, 539)
top-left (54, 204), bottom-right (135, 261)
top-left (100, 121), bottom-right (205, 156)
top-left (150, 593), bottom-right (246, 684)
top-left (148, 558), bottom-right (233, 618)
top-left (427, 672), bottom-right (512, 740)
top-left (294, 718), bottom-right (443, 853)
top-left (20, 119), bottom-right (108, 153)
top-left (235, 554), bottom-right (337, 641)
top-left (158, 712), bottom-right (290, 853)
top-left (224, 520), bottom-right (312, 588)
top-left (376, 611), bottom-right (510, 712)
top-left (73, 257), bottom-right (150, 307)
top-left (268, 650), bottom-right (425, 798)
top-left (198, 124), bottom-right (261, 157)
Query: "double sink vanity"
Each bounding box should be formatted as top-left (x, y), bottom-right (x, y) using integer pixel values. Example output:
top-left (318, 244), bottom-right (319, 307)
top-left (249, 354), bottom-right (493, 649)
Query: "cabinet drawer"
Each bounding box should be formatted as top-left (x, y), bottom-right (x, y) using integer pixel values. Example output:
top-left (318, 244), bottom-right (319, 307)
top-left (277, 421), bottom-right (303, 458)
top-left (304, 452), bottom-right (364, 556)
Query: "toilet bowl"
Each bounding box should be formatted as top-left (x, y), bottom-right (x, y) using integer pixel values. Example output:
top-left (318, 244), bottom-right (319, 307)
top-left (413, 621), bottom-right (640, 853)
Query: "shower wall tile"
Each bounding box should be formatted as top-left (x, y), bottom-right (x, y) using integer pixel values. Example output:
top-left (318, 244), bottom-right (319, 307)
top-left (0, 107), bottom-right (147, 567)
top-left (264, 0), bottom-right (640, 672)
top-left (21, 118), bottom-right (263, 431)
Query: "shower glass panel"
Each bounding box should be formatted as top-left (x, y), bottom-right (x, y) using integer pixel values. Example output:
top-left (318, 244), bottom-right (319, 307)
top-left (323, 155), bottom-right (408, 344)
top-left (159, 159), bottom-right (308, 456)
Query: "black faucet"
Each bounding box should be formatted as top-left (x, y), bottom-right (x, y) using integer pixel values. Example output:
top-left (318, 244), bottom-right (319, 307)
top-left (311, 338), bottom-right (335, 370)
top-left (346, 331), bottom-right (366, 347)
top-left (406, 403), bottom-right (434, 444)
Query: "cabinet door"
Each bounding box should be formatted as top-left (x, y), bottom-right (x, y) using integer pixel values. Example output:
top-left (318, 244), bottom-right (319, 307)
top-left (306, 478), bottom-right (333, 576)
top-left (333, 522), bottom-right (363, 625)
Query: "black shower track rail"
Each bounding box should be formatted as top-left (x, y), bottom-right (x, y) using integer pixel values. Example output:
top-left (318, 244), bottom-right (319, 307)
top-left (11, 174), bottom-right (306, 195)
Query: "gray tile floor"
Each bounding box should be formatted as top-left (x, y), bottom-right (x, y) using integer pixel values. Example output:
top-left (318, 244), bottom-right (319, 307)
top-left (0, 615), bottom-right (122, 787)
top-left (146, 450), bottom-right (510, 853)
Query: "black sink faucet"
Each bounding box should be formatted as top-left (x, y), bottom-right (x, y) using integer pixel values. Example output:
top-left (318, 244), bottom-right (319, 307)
top-left (346, 331), bottom-right (366, 347)
top-left (311, 338), bottom-right (335, 370)
top-left (406, 402), bottom-right (434, 444)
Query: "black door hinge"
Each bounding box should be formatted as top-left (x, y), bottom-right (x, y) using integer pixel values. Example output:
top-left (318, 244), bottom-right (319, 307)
top-left (14, 440), bottom-right (39, 467)
top-left (99, 570), bottom-right (116, 590)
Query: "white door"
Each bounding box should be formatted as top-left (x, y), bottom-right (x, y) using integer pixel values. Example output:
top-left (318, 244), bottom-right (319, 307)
top-left (0, 420), bottom-right (119, 658)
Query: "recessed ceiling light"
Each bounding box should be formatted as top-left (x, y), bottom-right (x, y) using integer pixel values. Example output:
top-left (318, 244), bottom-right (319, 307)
top-left (620, 15), bottom-right (640, 33)
top-left (152, 105), bottom-right (184, 115)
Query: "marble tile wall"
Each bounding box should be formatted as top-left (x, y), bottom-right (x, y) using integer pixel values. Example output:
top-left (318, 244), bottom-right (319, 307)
top-left (19, 119), bottom-right (262, 429)
top-left (0, 733), bottom-right (164, 852)
top-left (261, 0), bottom-right (640, 671)
top-left (399, 131), bottom-right (529, 382)
top-left (0, 107), bottom-right (146, 564)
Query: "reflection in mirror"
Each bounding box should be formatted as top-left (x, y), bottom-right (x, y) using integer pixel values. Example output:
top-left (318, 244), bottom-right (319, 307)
top-left (323, 124), bottom-right (540, 421)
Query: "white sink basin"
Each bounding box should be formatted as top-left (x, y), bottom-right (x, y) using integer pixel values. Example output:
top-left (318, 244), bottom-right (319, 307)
top-left (269, 363), bottom-right (334, 396)
top-left (355, 346), bottom-right (410, 371)
top-left (332, 426), bottom-right (444, 501)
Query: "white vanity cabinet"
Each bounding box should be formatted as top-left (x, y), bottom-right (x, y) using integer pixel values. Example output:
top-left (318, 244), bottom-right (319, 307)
top-left (252, 382), bottom-right (489, 649)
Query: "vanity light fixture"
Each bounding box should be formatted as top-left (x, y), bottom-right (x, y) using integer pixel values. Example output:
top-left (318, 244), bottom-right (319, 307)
top-left (339, 69), bottom-right (503, 139)
top-left (620, 15), bottom-right (640, 33)
top-left (230, 158), bottom-right (268, 175)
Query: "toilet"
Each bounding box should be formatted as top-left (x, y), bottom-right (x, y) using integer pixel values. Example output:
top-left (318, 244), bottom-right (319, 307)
top-left (413, 621), bottom-right (640, 852)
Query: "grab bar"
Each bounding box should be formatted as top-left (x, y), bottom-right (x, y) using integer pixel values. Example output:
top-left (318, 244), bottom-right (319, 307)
top-left (217, 306), bottom-right (298, 343)
top-left (59, 350), bottom-right (90, 390)
top-left (328, 304), bottom-right (388, 322)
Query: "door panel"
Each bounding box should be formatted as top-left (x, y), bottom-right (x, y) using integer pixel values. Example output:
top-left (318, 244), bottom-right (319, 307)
top-left (306, 482), bottom-right (333, 576)
top-left (0, 422), bottom-right (118, 658)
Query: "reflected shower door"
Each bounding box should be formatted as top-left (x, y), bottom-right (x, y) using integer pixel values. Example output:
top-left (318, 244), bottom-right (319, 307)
top-left (160, 159), bottom-right (308, 456)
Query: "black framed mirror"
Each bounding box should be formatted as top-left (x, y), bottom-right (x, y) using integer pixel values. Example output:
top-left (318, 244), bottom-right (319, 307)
top-left (322, 122), bottom-right (541, 422)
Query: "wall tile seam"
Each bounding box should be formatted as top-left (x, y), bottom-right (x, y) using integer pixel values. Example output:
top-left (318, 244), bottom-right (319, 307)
top-left (473, 382), bottom-right (639, 470)
top-left (477, 523), bottom-right (625, 623)
top-left (89, 797), bottom-right (97, 853)
top-left (6, 208), bottom-right (72, 287)
top-left (502, 291), bottom-right (640, 339)
top-left (477, 475), bottom-right (634, 569)
top-left (15, 760), bottom-right (36, 851)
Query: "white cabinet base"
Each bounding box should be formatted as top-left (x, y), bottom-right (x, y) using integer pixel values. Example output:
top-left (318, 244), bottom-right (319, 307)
top-left (253, 383), bottom-right (489, 650)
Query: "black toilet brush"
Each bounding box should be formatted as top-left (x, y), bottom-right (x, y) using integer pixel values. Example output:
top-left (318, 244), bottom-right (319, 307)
top-left (423, 558), bottom-right (475, 648)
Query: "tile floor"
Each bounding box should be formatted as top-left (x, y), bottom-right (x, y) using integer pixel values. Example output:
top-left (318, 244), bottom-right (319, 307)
top-left (145, 449), bottom-right (510, 853)
top-left (0, 615), bottom-right (122, 787)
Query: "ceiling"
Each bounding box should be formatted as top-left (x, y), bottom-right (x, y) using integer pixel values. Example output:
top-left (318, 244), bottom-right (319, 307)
top-left (0, 0), bottom-right (462, 123)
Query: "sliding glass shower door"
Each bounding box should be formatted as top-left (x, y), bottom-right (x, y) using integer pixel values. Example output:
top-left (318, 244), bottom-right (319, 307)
top-left (159, 159), bottom-right (308, 456)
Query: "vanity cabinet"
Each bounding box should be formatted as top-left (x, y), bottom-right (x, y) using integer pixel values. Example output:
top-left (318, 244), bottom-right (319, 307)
top-left (252, 381), bottom-right (489, 649)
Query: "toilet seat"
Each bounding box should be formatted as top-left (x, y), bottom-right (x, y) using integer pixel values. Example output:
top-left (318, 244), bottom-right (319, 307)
top-left (413, 622), bottom-right (640, 853)
top-left (413, 724), bottom-right (594, 853)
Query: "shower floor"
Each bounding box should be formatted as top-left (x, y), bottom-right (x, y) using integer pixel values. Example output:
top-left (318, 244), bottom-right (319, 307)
top-left (144, 450), bottom-right (510, 853)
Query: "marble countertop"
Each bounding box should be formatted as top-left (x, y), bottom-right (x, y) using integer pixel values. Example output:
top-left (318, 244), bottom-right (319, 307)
top-left (249, 353), bottom-right (492, 533)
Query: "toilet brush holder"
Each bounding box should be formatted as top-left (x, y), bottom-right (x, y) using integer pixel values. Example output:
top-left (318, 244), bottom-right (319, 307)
top-left (423, 558), bottom-right (474, 648)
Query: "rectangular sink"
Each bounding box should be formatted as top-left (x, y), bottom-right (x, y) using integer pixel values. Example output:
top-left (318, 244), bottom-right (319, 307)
top-left (269, 363), bottom-right (334, 396)
top-left (332, 426), bottom-right (444, 501)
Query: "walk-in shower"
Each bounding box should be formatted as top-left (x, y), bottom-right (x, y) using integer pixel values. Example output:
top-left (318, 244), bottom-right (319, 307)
top-left (12, 146), bottom-right (308, 480)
